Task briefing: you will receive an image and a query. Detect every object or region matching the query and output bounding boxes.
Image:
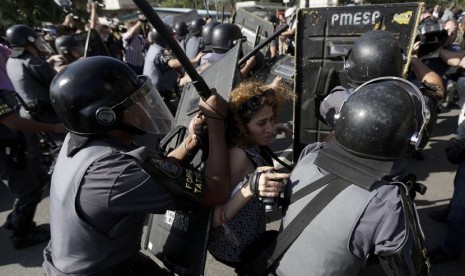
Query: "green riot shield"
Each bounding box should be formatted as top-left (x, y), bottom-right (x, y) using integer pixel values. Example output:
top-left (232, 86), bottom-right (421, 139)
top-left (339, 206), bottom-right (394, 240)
top-left (144, 43), bottom-right (241, 276)
top-left (293, 2), bottom-right (422, 162)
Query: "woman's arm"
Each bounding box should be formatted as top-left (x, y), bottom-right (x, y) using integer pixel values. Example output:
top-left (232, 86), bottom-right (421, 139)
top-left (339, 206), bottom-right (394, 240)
top-left (211, 148), bottom-right (288, 227)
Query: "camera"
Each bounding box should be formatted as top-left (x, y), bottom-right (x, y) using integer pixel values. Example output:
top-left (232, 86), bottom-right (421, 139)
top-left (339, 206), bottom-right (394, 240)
top-left (87, 0), bottom-right (106, 12)
top-left (416, 17), bottom-right (448, 59)
top-left (261, 197), bottom-right (279, 212)
top-left (260, 171), bottom-right (285, 212)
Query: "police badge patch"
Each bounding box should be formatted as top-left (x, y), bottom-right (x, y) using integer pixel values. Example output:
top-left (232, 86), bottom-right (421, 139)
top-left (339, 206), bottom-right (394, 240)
top-left (150, 158), bottom-right (182, 178)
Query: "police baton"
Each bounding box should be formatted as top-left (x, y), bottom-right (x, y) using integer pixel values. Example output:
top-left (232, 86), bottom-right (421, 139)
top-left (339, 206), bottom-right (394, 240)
top-left (132, 0), bottom-right (211, 100)
top-left (253, 25), bottom-right (262, 48)
top-left (238, 24), bottom-right (289, 66)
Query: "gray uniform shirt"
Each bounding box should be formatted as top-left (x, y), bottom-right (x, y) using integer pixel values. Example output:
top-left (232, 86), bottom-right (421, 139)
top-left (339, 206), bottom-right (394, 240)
top-left (276, 142), bottom-right (405, 275)
top-left (6, 52), bottom-right (55, 107)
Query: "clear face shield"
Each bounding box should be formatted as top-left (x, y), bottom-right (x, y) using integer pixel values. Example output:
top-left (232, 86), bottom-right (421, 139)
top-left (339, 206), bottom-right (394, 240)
top-left (119, 76), bottom-right (174, 135)
top-left (33, 35), bottom-right (55, 56)
top-left (349, 76), bottom-right (431, 151)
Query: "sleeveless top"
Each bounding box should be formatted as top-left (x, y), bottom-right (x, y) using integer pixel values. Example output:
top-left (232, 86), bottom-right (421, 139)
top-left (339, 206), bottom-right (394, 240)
top-left (208, 146), bottom-right (269, 264)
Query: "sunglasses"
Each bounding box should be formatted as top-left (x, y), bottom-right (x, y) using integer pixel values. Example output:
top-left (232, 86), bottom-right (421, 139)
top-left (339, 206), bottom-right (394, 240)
top-left (240, 89), bottom-right (275, 113)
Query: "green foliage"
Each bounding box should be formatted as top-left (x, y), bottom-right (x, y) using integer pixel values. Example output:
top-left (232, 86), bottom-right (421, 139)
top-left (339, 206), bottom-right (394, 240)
top-left (1, 0), bottom-right (61, 27)
top-left (160, 0), bottom-right (196, 8)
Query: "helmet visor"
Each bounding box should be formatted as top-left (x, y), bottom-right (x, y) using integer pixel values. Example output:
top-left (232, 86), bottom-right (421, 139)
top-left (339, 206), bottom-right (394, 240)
top-left (34, 36), bottom-right (55, 55)
top-left (122, 76), bottom-right (174, 135)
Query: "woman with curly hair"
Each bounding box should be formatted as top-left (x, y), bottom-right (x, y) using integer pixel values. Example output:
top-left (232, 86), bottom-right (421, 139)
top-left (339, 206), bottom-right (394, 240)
top-left (207, 77), bottom-right (293, 271)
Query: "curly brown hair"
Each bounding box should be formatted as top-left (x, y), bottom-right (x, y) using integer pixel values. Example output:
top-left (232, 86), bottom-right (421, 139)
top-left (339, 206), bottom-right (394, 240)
top-left (228, 80), bottom-right (293, 146)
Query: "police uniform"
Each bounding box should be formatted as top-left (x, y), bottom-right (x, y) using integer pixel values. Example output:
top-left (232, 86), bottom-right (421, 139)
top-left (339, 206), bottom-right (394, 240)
top-left (6, 50), bottom-right (63, 164)
top-left (185, 35), bottom-right (203, 60)
top-left (195, 52), bottom-right (226, 74)
top-left (269, 78), bottom-right (430, 276)
top-left (143, 42), bottom-right (178, 104)
top-left (6, 51), bottom-right (56, 120)
top-left (200, 52), bottom-right (224, 66)
top-left (0, 92), bottom-right (50, 249)
top-left (276, 142), bottom-right (411, 275)
top-left (43, 56), bottom-right (217, 275)
top-left (43, 134), bottom-right (179, 275)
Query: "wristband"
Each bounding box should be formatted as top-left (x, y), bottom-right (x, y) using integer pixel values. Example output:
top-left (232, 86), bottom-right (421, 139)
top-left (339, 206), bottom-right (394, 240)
top-left (248, 171), bottom-right (262, 196)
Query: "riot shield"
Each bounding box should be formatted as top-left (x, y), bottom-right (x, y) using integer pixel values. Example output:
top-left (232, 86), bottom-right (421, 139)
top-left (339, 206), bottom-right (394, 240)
top-left (176, 42), bottom-right (241, 127)
top-left (73, 29), bottom-right (109, 57)
top-left (144, 43), bottom-right (241, 276)
top-left (234, 8), bottom-right (275, 50)
top-left (172, 10), bottom-right (200, 27)
top-left (293, 3), bottom-right (422, 162)
top-left (234, 8), bottom-right (276, 69)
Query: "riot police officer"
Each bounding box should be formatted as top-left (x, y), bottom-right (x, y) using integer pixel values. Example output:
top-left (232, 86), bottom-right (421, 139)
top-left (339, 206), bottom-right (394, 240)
top-left (174, 20), bottom-right (189, 52)
top-left (6, 24), bottom-right (58, 120)
top-left (185, 17), bottom-right (206, 60)
top-left (263, 13), bottom-right (279, 59)
top-left (202, 23), bottom-right (255, 79)
top-left (319, 30), bottom-right (405, 127)
top-left (201, 21), bottom-right (221, 52)
top-left (0, 91), bottom-right (65, 249)
top-left (143, 27), bottom-right (204, 114)
top-left (244, 77), bottom-right (431, 275)
top-left (179, 23), bottom-right (254, 87)
top-left (319, 30), bottom-right (444, 155)
top-left (43, 56), bottom-right (230, 275)
top-left (199, 23), bottom-right (243, 66)
top-left (53, 34), bottom-right (83, 71)
top-left (5, 24), bottom-right (64, 170)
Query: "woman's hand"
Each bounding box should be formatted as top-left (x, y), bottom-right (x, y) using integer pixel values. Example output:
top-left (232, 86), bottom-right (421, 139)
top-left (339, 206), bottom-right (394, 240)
top-left (274, 123), bottom-right (293, 139)
top-left (199, 88), bottom-right (229, 120)
top-left (188, 113), bottom-right (207, 137)
top-left (254, 166), bottom-right (289, 198)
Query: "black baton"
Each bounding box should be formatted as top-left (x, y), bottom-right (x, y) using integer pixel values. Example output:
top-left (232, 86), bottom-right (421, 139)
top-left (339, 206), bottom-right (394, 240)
top-left (132, 0), bottom-right (211, 100)
top-left (238, 24), bottom-right (289, 66)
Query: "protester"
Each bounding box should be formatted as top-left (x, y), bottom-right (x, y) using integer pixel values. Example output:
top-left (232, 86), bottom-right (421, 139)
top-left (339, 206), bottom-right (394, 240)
top-left (208, 77), bottom-right (292, 271)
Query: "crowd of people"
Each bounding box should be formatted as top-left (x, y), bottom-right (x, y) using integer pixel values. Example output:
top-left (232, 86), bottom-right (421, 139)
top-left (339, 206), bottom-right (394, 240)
top-left (0, 1), bottom-right (465, 275)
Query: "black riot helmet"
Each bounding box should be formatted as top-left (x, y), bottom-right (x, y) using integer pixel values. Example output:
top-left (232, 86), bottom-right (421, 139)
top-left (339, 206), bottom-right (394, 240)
top-left (345, 30), bottom-right (404, 85)
top-left (202, 21), bottom-right (221, 46)
top-left (189, 18), bottom-right (206, 36)
top-left (211, 23), bottom-right (243, 53)
top-left (54, 35), bottom-right (83, 61)
top-left (174, 21), bottom-right (188, 40)
top-left (6, 24), bottom-right (54, 57)
top-left (50, 56), bottom-right (174, 136)
top-left (333, 77), bottom-right (429, 160)
top-left (150, 25), bottom-right (172, 48)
